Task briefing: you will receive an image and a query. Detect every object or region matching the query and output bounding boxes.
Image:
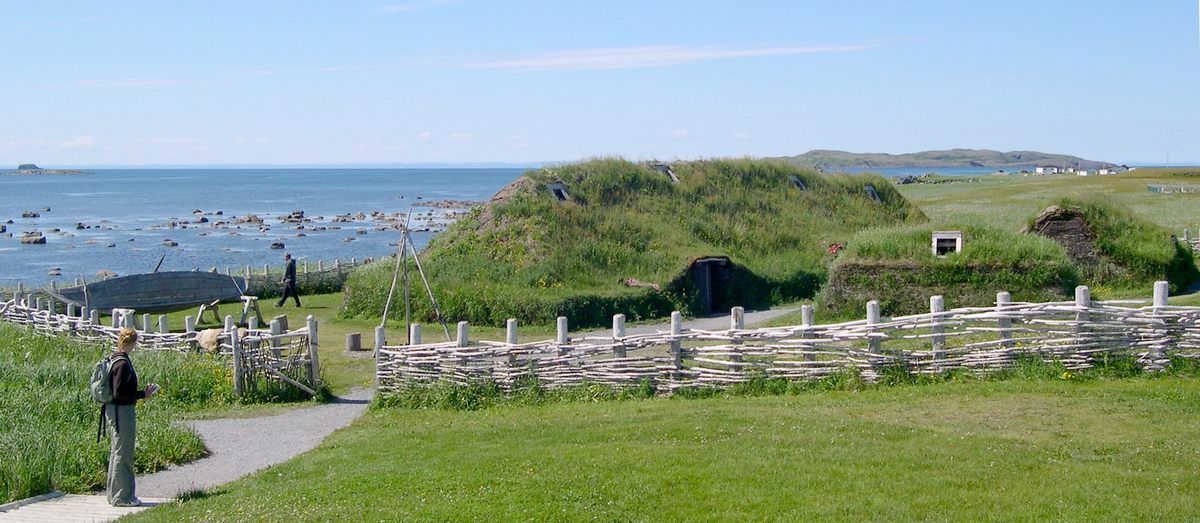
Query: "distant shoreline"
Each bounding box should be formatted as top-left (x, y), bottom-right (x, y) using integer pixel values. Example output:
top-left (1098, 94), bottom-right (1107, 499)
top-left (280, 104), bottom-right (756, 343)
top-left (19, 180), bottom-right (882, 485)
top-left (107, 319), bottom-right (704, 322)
top-left (2, 169), bottom-right (91, 176)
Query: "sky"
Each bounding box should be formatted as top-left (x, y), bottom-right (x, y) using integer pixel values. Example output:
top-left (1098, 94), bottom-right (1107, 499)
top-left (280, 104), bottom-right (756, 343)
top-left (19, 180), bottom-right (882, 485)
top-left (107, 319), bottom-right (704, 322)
top-left (2, 0), bottom-right (1198, 166)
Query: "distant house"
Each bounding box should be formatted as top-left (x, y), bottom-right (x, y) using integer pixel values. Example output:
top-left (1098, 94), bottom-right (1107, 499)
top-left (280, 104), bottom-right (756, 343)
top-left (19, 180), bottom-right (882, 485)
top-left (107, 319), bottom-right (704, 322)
top-left (1035, 166), bottom-right (1060, 175)
top-left (1066, 167), bottom-right (1076, 173)
top-left (1098, 168), bottom-right (1112, 175)
top-left (1077, 170), bottom-right (1090, 177)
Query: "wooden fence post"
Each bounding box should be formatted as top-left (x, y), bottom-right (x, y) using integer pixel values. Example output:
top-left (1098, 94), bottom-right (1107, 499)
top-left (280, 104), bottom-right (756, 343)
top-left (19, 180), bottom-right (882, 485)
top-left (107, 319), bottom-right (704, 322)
top-left (270, 318), bottom-right (283, 356)
top-left (1074, 285), bottom-right (1090, 338)
top-left (410, 323), bottom-right (422, 345)
top-left (930, 295), bottom-right (945, 359)
top-left (996, 291), bottom-right (1013, 349)
top-left (142, 314), bottom-right (151, 332)
top-left (456, 321), bottom-right (469, 347)
top-left (158, 315), bottom-right (168, 334)
top-left (227, 315), bottom-right (243, 397)
top-left (612, 314), bottom-right (626, 357)
top-left (185, 315), bottom-right (195, 333)
top-left (306, 315), bottom-right (320, 386)
top-left (1153, 281), bottom-right (1168, 309)
top-left (89, 309), bottom-right (99, 327)
top-left (801, 305), bottom-right (815, 361)
top-left (866, 300), bottom-right (881, 353)
top-left (670, 311), bottom-right (683, 379)
top-left (506, 319), bottom-right (518, 345)
top-left (556, 316), bottom-right (569, 345)
top-left (729, 306), bottom-right (745, 363)
top-left (1151, 281), bottom-right (1170, 370)
top-left (374, 325), bottom-right (386, 351)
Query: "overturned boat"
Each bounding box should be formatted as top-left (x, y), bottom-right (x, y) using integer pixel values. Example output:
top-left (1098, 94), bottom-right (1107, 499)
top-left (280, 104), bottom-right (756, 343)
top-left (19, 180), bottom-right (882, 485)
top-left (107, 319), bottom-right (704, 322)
top-left (49, 271), bottom-right (248, 314)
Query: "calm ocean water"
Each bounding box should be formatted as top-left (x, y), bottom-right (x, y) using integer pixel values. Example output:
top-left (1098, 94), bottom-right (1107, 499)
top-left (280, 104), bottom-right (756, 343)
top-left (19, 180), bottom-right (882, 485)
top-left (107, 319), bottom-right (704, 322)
top-left (0, 168), bottom-right (522, 287)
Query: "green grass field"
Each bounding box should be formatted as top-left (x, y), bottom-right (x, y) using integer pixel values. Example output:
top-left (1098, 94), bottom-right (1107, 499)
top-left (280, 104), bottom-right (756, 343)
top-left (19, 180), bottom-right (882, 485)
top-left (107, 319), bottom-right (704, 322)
top-left (130, 371), bottom-right (1200, 521)
top-left (896, 168), bottom-right (1200, 232)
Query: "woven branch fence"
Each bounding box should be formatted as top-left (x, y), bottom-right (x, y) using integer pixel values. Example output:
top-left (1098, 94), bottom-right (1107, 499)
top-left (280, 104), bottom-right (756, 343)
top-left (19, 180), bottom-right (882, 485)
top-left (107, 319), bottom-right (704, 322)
top-left (0, 295), bottom-right (320, 397)
top-left (376, 282), bottom-right (1200, 396)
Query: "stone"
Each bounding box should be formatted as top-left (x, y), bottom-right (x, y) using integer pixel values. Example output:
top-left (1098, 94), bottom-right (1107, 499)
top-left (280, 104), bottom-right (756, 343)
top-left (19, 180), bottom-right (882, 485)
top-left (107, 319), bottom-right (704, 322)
top-left (163, 239), bottom-right (179, 247)
top-left (270, 242), bottom-right (285, 249)
top-left (20, 232), bottom-right (46, 244)
top-left (21, 211), bottom-right (39, 218)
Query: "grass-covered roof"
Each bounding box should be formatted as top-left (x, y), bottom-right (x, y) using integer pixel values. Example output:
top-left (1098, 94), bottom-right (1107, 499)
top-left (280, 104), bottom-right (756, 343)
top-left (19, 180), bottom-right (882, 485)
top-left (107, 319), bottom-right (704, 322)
top-left (345, 158), bottom-right (925, 326)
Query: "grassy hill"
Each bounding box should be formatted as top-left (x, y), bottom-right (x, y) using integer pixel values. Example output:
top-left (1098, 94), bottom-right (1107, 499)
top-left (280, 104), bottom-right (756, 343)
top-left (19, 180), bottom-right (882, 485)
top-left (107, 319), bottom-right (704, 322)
top-left (343, 158), bottom-right (925, 327)
top-left (782, 149), bottom-right (1113, 170)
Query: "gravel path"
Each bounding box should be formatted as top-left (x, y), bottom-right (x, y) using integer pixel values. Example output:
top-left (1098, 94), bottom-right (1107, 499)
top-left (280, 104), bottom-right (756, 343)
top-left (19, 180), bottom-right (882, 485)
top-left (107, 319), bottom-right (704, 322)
top-left (136, 388), bottom-right (372, 498)
top-left (580, 306), bottom-right (799, 337)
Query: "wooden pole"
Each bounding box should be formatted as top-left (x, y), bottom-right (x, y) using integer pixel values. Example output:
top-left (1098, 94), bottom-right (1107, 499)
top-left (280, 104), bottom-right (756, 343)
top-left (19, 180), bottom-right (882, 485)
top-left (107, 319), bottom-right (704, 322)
top-left (730, 306), bottom-right (745, 330)
top-left (996, 292), bottom-right (1013, 349)
top-left (866, 300), bottom-right (881, 353)
top-left (227, 315), bottom-right (243, 397)
top-left (158, 315), bottom-right (168, 334)
top-left (612, 314), bottom-right (626, 357)
top-left (1074, 286), bottom-right (1090, 337)
top-left (457, 321), bottom-right (469, 348)
top-left (930, 295), bottom-right (945, 359)
top-left (556, 316), bottom-right (569, 345)
top-left (506, 319), bottom-right (518, 345)
top-left (801, 305), bottom-right (815, 361)
top-left (306, 315), bottom-right (320, 386)
top-left (669, 311), bottom-right (683, 379)
top-left (409, 323), bottom-right (422, 345)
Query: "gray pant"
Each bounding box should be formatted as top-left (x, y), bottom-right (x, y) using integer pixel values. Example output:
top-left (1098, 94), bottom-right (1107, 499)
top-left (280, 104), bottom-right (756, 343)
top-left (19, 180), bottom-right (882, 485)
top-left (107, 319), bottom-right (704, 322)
top-left (105, 403), bottom-right (137, 505)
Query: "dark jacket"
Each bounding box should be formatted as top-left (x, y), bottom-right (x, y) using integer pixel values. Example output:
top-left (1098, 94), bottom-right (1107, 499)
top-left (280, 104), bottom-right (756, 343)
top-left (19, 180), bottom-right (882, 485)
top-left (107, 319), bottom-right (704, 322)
top-left (284, 259), bottom-right (297, 283)
top-left (109, 354), bottom-right (146, 406)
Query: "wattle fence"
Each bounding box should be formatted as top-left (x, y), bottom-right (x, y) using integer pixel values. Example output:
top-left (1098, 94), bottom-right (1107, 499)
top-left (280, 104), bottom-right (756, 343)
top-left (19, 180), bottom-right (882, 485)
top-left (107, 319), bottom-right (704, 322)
top-left (0, 294), bottom-right (320, 397)
top-left (376, 282), bottom-right (1200, 395)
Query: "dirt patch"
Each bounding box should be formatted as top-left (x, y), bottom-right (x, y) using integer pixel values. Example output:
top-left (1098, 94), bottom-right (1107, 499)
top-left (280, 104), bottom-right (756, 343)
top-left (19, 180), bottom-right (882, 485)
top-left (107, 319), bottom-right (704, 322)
top-left (1022, 206), bottom-right (1101, 269)
top-left (476, 176), bottom-right (536, 234)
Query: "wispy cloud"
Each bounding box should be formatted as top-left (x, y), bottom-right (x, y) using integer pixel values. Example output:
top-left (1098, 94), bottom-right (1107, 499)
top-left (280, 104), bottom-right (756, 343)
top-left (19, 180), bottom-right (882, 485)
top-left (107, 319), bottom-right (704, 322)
top-left (377, 0), bottom-right (457, 14)
top-left (73, 40), bottom-right (890, 88)
top-left (463, 43), bottom-right (879, 72)
top-left (4, 135), bottom-right (94, 149)
top-left (74, 77), bottom-right (204, 88)
top-left (142, 137), bottom-right (202, 145)
top-left (416, 131), bottom-right (433, 142)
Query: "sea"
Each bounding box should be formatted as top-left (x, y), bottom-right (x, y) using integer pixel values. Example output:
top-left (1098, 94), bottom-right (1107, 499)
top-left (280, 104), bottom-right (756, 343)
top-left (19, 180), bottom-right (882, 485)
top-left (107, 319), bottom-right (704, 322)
top-left (0, 168), bottom-right (523, 288)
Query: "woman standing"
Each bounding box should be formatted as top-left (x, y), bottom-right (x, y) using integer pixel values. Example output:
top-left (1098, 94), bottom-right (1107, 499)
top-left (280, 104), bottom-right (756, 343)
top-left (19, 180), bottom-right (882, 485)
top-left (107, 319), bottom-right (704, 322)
top-left (106, 327), bottom-right (159, 507)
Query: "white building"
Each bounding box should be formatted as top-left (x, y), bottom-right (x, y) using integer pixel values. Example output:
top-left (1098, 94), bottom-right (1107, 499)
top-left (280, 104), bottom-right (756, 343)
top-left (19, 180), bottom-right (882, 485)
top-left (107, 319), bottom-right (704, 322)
top-left (1077, 170), bottom-right (1090, 177)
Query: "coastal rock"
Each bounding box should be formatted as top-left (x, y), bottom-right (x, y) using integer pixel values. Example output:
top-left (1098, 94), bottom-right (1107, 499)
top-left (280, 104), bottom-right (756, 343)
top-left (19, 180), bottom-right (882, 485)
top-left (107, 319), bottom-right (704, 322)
top-left (270, 242), bottom-right (285, 249)
top-left (356, 229), bottom-right (367, 235)
top-left (75, 222), bottom-right (87, 229)
top-left (0, 225), bottom-right (5, 233)
top-left (97, 270), bottom-right (117, 279)
top-left (280, 210), bottom-right (307, 223)
top-left (18, 163), bottom-right (38, 170)
top-left (21, 211), bottom-right (39, 218)
top-left (236, 214), bottom-right (263, 224)
top-left (163, 239), bottom-right (179, 247)
top-left (20, 232), bottom-right (46, 244)
top-left (47, 268), bottom-right (62, 276)
top-left (195, 216), bottom-right (209, 223)
top-left (343, 237), bottom-right (355, 242)
top-left (106, 243), bottom-right (116, 248)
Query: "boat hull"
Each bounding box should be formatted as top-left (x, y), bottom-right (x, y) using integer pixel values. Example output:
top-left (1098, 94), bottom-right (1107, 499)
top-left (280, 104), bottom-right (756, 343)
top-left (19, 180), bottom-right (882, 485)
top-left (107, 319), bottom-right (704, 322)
top-left (50, 271), bottom-right (247, 313)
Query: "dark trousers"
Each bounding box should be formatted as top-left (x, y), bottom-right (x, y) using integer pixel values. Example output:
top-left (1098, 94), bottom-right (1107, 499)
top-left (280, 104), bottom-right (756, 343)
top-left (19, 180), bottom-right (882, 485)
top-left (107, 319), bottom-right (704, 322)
top-left (277, 280), bottom-right (301, 307)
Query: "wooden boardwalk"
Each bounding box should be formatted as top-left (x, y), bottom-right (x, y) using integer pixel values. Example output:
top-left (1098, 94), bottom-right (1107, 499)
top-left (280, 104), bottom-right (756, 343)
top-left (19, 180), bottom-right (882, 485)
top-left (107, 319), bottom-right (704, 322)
top-left (0, 493), bottom-right (172, 522)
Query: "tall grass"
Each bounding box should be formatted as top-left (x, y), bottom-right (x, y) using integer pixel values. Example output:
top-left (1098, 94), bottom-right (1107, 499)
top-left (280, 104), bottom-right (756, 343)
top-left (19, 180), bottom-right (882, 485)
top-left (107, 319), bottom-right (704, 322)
top-left (0, 325), bottom-right (234, 503)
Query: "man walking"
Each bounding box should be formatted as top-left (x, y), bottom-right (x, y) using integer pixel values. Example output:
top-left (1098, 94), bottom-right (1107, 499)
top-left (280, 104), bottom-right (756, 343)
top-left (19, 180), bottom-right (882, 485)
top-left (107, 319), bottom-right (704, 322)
top-left (277, 252), bottom-right (301, 307)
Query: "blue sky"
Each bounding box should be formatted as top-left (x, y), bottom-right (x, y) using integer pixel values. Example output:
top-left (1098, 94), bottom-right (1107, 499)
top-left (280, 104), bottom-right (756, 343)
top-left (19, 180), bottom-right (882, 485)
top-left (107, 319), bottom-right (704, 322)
top-left (2, 1), bottom-right (1198, 166)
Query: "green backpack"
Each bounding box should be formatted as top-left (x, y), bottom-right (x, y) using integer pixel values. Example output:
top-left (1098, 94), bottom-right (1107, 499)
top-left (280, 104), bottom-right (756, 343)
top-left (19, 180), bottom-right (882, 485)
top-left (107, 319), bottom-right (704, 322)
top-left (90, 352), bottom-right (128, 404)
top-left (90, 352), bottom-right (129, 441)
